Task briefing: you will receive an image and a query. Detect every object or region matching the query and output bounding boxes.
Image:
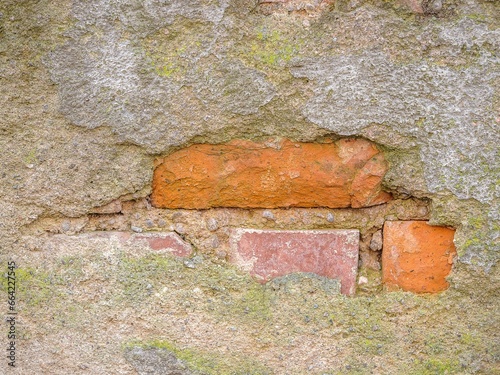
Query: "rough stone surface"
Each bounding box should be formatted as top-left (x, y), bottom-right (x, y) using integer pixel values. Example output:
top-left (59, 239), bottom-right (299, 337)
top-left (45, 1), bottom-right (275, 152)
top-left (382, 221), bottom-right (457, 293)
top-left (152, 138), bottom-right (391, 209)
top-left (230, 229), bottom-right (359, 295)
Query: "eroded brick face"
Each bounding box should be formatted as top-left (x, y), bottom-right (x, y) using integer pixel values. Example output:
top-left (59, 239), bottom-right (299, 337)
top-left (85, 231), bottom-right (192, 257)
top-left (382, 221), bottom-right (456, 293)
top-left (152, 138), bottom-right (391, 209)
top-left (229, 229), bottom-right (359, 295)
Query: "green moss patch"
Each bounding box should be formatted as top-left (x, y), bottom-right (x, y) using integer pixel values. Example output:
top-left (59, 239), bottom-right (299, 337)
top-left (124, 339), bottom-right (271, 375)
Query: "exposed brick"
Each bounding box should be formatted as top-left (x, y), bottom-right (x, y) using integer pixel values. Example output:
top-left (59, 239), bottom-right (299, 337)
top-left (351, 154), bottom-right (392, 208)
top-left (399, 0), bottom-right (443, 14)
top-left (86, 231), bottom-right (192, 257)
top-left (133, 233), bottom-right (193, 257)
top-left (152, 138), bottom-right (391, 209)
top-left (229, 229), bottom-right (359, 295)
top-left (382, 221), bottom-right (456, 293)
top-left (399, 0), bottom-right (424, 13)
top-left (21, 232), bottom-right (193, 260)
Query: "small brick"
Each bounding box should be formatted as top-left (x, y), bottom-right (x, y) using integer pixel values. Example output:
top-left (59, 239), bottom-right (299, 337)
top-left (86, 231), bottom-right (192, 257)
top-left (399, 0), bottom-right (442, 14)
top-left (399, 0), bottom-right (424, 13)
top-left (22, 231), bottom-right (193, 259)
top-left (229, 229), bottom-right (359, 295)
top-left (382, 221), bottom-right (456, 293)
top-left (152, 138), bottom-right (391, 210)
top-left (132, 233), bottom-right (192, 257)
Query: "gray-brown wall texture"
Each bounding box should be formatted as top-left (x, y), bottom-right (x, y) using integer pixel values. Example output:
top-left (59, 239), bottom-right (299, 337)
top-left (0, 0), bottom-right (498, 374)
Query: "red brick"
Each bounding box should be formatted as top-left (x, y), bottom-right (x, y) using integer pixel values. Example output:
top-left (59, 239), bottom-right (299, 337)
top-left (229, 229), bottom-right (359, 295)
top-left (152, 138), bottom-right (391, 209)
top-left (86, 231), bottom-right (192, 257)
top-left (132, 233), bottom-right (193, 257)
top-left (23, 232), bottom-right (193, 261)
top-left (399, 0), bottom-right (424, 13)
top-left (382, 221), bottom-right (456, 293)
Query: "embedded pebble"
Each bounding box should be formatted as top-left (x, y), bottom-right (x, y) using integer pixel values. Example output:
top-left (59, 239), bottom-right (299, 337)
top-left (263, 210), bottom-right (275, 221)
top-left (61, 221), bottom-right (71, 232)
top-left (206, 217), bottom-right (218, 231)
top-left (210, 235), bottom-right (220, 248)
top-left (326, 213), bottom-right (335, 222)
top-left (131, 225), bottom-right (143, 233)
top-left (216, 251), bottom-right (227, 259)
top-left (171, 212), bottom-right (182, 222)
top-left (418, 206), bottom-right (428, 217)
top-left (358, 276), bottom-right (368, 285)
top-left (370, 230), bottom-right (383, 251)
top-left (174, 223), bottom-right (185, 234)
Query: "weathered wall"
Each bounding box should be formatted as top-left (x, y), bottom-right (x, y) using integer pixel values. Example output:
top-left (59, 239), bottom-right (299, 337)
top-left (0, 0), bottom-right (498, 374)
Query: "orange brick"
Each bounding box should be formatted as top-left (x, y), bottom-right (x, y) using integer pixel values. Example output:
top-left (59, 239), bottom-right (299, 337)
top-left (382, 221), bottom-right (456, 293)
top-left (152, 138), bottom-right (391, 209)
